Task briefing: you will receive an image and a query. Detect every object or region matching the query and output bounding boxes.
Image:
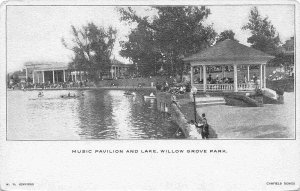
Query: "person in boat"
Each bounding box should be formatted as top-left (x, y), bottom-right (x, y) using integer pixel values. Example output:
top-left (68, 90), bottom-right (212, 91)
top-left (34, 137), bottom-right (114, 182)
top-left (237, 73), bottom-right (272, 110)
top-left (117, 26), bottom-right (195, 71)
top-left (179, 86), bottom-right (185, 94)
top-left (150, 92), bottom-right (155, 97)
top-left (38, 92), bottom-right (43, 97)
top-left (68, 92), bottom-right (71, 97)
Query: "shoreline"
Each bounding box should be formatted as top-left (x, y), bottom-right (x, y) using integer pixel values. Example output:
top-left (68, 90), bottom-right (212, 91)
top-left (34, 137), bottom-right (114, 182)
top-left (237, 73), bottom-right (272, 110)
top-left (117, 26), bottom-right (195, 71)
top-left (7, 86), bottom-right (156, 91)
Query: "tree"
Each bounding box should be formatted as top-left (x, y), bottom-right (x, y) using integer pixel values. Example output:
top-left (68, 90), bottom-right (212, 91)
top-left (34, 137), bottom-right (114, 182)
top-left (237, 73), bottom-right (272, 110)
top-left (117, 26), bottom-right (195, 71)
top-left (62, 23), bottom-right (117, 81)
top-left (242, 7), bottom-right (280, 55)
top-left (216, 30), bottom-right (237, 43)
top-left (119, 23), bottom-right (161, 77)
top-left (118, 6), bottom-right (217, 76)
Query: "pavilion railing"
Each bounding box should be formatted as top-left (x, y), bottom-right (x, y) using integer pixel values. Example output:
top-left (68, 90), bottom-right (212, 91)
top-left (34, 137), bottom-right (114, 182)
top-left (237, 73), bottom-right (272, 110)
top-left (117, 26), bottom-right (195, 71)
top-left (193, 84), bottom-right (204, 90)
top-left (206, 84), bottom-right (234, 91)
top-left (193, 83), bottom-right (260, 92)
top-left (237, 83), bottom-right (260, 91)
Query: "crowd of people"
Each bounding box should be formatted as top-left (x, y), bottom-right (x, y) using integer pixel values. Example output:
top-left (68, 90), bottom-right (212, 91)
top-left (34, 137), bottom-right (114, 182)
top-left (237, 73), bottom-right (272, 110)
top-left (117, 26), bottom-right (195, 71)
top-left (8, 80), bottom-right (95, 90)
top-left (156, 81), bottom-right (191, 95)
top-left (193, 73), bottom-right (261, 85)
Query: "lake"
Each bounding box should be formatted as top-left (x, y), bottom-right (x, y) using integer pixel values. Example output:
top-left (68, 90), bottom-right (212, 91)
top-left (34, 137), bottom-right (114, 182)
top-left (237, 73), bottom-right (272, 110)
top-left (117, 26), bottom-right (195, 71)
top-left (7, 89), bottom-right (295, 140)
top-left (7, 89), bottom-right (179, 140)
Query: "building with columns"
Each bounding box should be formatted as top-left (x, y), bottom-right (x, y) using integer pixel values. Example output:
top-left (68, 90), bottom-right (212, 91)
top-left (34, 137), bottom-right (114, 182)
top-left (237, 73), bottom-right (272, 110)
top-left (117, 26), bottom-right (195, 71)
top-left (24, 60), bottom-right (133, 84)
top-left (183, 39), bottom-right (274, 93)
top-left (24, 62), bottom-right (69, 84)
top-left (109, 59), bottom-right (132, 79)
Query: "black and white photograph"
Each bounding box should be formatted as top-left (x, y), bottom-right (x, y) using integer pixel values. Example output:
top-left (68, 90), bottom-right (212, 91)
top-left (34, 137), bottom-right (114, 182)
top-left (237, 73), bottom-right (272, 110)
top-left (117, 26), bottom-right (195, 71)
top-left (5, 3), bottom-right (295, 140)
top-left (0, 1), bottom-right (299, 190)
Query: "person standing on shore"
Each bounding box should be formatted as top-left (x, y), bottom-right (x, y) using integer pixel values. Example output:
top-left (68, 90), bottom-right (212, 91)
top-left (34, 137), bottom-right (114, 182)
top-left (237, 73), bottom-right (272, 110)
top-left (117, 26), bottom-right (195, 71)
top-left (199, 113), bottom-right (209, 139)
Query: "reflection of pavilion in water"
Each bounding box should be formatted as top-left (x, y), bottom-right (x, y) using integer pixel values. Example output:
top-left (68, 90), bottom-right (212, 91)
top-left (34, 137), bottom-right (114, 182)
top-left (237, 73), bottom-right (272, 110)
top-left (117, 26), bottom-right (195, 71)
top-left (183, 40), bottom-right (274, 93)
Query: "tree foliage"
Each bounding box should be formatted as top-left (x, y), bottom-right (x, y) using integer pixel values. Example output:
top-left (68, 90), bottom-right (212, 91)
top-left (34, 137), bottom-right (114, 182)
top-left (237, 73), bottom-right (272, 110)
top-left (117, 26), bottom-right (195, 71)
top-left (119, 22), bottom-right (161, 76)
top-left (242, 7), bottom-right (280, 55)
top-left (118, 6), bottom-right (217, 76)
top-left (62, 22), bottom-right (117, 80)
top-left (216, 30), bottom-right (237, 43)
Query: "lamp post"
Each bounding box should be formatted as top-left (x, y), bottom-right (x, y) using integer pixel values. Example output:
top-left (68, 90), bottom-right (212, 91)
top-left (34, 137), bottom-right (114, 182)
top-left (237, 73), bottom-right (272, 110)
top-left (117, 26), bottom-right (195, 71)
top-left (191, 85), bottom-right (198, 123)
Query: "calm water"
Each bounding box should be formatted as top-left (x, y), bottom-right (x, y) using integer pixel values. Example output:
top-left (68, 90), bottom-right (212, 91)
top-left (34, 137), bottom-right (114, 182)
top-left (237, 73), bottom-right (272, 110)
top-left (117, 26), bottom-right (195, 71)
top-left (7, 89), bottom-right (295, 140)
top-left (7, 89), bottom-right (178, 140)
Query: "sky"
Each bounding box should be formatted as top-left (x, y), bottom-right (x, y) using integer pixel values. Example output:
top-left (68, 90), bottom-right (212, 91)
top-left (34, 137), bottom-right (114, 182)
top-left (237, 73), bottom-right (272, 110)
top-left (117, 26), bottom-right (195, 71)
top-left (7, 5), bottom-right (295, 73)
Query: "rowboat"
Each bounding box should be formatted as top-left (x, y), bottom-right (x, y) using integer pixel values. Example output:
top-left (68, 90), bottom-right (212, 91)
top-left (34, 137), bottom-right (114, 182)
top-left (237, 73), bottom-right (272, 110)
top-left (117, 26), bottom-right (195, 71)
top-left (144, 95), bottom-right (156, 99)
top-left (124, 92), bottom-right (136, 96)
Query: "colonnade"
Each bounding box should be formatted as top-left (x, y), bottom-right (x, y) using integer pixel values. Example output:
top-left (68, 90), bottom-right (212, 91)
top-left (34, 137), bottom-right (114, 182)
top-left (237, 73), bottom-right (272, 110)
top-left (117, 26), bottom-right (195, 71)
top-left (111, 66), bottom-right (123, 79)
top-left (190, 64), bottom-right (267, 92)
top-left (30, 70), bottom-right (67, 84)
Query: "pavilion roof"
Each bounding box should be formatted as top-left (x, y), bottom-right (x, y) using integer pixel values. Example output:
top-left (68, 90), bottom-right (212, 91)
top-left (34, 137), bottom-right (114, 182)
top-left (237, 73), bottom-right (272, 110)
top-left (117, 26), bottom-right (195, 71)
top-left (111, 59), bottom-right (131, 67)
top-left (24, 62), bottom-right (69, 71)
top-left (183, 39), bottom-right (274, 63)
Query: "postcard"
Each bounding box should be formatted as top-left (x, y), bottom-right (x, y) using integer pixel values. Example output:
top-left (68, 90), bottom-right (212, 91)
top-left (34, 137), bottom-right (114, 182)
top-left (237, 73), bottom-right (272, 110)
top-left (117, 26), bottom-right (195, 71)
top-left (0, 0), bottom-right (299, 190)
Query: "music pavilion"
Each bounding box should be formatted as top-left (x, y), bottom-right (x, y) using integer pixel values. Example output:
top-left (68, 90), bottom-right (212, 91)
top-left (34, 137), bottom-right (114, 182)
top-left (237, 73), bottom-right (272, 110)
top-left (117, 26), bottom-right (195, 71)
top-left (24, 59), bottom-right (131, 84)
top-left (183, 39), bottom-right (274, 92)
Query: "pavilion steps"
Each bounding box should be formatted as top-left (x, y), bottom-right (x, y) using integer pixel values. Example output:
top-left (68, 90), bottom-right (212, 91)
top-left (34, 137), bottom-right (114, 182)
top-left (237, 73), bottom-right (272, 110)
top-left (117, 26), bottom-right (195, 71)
top-left (194, 96), bottom-right (226, 107)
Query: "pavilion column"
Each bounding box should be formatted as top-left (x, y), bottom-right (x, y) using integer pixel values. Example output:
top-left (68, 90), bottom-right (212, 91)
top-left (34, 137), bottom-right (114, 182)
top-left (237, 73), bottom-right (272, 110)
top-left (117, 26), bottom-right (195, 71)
top-left (75, 71), bottom-right (77, 82)
top-left (222, 66), bottom-right (226, 78)
top-left (63, 70), bottom-right (66, 82)
top-left (115, 67), bottom-right (117, 78)
top-left (71, 73), bottom-right (74, 82)
top-left (113, 67), bottom-right (115, 78)
top-left (199, 66), bottom-right (202, 82)
top-left (247, 65), bottom-right (250, 82)
top-left (80, 72), bottom-right (83, 81)
top-left (42, 71), bottom-right (45, 83)
top-left (33, 71), bottom-right (35, 84)
top-left (190, 65), bottom-right (194, 86)
top-left (263, 65), bottom-right (266, 88)
top-left (260, 64), bottom-right (263, 89)
top-left (52, 70), bottom-right (55, 83)
top-left (37, 72), bottom-right (40, 83)
top-left (25, 68), bottom-right (28, 81)
top-left (233, 64), bottom-right (238, 92)
top-left (203, 65), bottom-right (207, 92)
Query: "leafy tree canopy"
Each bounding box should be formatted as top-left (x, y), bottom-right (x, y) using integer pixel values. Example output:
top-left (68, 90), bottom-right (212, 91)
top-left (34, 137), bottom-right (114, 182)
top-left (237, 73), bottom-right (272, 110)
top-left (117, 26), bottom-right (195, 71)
top-left (242, 7), bottom-right (281, 55)
top-left (216, 30), bottom-right (238, 43)
top-left (118, 6), bottom-right (217, 77)
top-left (62, 22), bottom-right (117, 81)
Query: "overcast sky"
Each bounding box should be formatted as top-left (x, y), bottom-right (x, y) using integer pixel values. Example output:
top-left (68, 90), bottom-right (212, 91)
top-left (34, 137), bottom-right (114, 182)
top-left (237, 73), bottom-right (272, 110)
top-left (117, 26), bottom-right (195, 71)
top-left (7, 5), bottom-right (295, 72)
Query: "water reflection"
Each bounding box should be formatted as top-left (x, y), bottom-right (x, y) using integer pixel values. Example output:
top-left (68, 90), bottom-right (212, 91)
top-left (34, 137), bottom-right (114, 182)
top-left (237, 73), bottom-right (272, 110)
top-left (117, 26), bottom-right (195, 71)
top-left (7, 89), bottom-right (178, 140)
top-left (7, 89), bottom-right (295, 140)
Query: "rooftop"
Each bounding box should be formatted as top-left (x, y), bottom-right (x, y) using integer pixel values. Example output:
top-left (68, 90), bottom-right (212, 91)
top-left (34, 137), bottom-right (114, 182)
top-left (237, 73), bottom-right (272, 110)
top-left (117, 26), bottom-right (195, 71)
top-left (24, 62), bottom-right (69, 71)
top-left (183, 39), bottom-right (274, 63)
top-left (111, 59), bottom-right (131, 67)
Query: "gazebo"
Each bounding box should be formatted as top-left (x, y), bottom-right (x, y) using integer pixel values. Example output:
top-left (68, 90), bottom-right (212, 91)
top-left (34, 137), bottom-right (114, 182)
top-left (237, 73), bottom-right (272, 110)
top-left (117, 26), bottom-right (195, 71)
top-left (183, 39), bottom-right (274, 92)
